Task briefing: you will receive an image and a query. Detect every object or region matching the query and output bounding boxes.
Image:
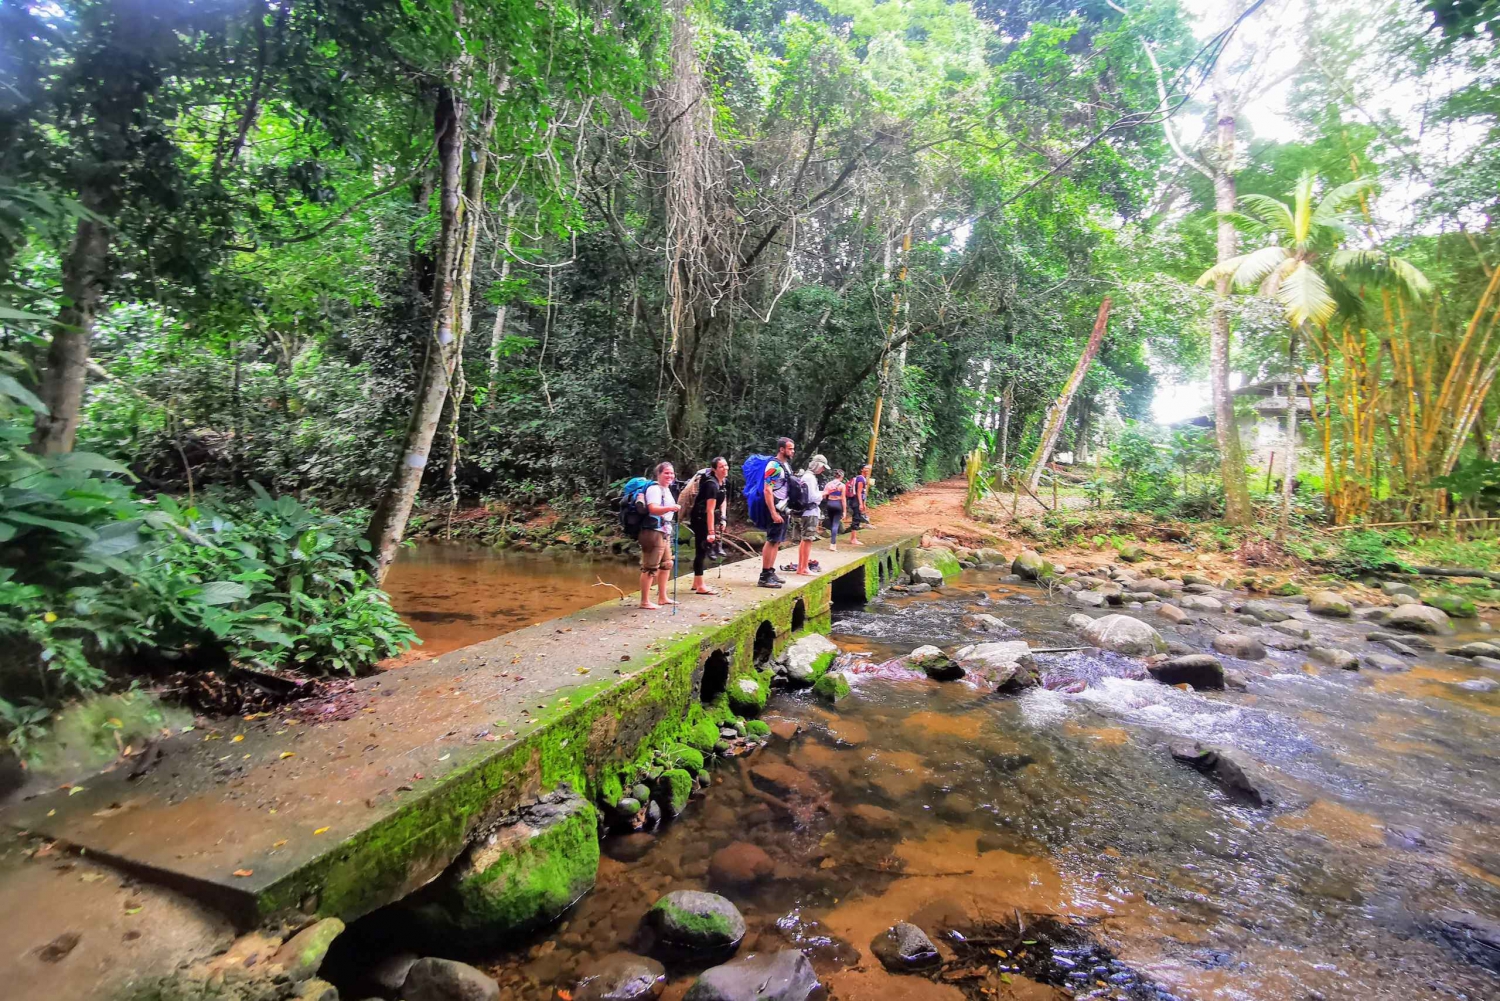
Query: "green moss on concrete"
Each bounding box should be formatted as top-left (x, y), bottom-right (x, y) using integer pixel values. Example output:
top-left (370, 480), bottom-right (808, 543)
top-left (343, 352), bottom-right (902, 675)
top-left (813, 671), bottom-right (850, 702)
top-left (441, 797), bottom-right (599, 938)
top-left (659, 768), bottom-right (693, 816)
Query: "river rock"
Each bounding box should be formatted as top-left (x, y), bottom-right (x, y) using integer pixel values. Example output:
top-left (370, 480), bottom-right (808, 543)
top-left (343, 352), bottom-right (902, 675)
top-left (572, 953), bottom-right (667, 1001)
top-left (1308, 647), bottom-right (1360, 671)
top-left (1363, 652), bottom-right (1409, 672)
top-left (1081, 615), bottom-right (1167, 656)
top-left (781, 634), bottom-right (839, 685)
top-left (1070, 590), bottom-right (1107, 608)
top-left (1450, 641), bottom-right (1500, 658)
top-left (709, 842), bottom-right (775, 886)
top-left (1423, 593), bottom-right (1477, 618)
top-left (1117, 545), bottom-right (1147, 563)
top-left (1240, 600), bottom-right (1292, 623)
top-left (907, 645), bottom-right (964, 681)
top-left (1259, 631), bottom-right (1309, 652)
top-left (424, 785), bottom-right (597, 941)
top-left (1271, 620), bottom-right (1311, 639)
top-left (728, 677), bottom-right (768, 716)
top-left (954, 641), bottom-right (1037, 688)
top-left (749, 762), bottom-right (822, 800)
top-left (646, 891), bottom-right (746, 954)
top-left (961, 613), bottom-right (1009, 634)
top-left (684, 950), bottom-right (819, 1001)
top-left (1178, 594), bottom-right (1224, 613)
top-left (403, 958), bottom-right (500, 1001)
top-left (847, 803), bottom-right (901, 834)
top-left (1474, 656), bottom-right (1500, 672)
top-left (1156, 603), bottom-right (1188, 624)
top-left (1149, 655), bottom-right (1225, 690)
top-left (1138, 579), bottom-right (1178, 598)
top-left (1012, 549), bottom-right (1052, 580)
top-left (906, 547), bottom-right (963, 582)
top-left (870, 922), bottom-right (940, 972)
top-left (1067, 613), bottom-right (1093, 630)
top-left (975, 548), bottom-right (1006, 564)
top-left (1169, 742), bottom-right (1280, 807)
top-left (1212, 633), bottom-right (1267, 660)
top-left (1381, 581), bottom-right (1420, 599)
top-left (1386, 603), bottom-right (1454, 635)
top-left (912, 566), bottom-right (945, 587)
top-left (1457, 678), bottom-right (1499, 692)
top-left (1429, 908), bottom-right (1500, 974)
top-left (271, 918), bottom-right (344, 982)
top-left (900, 583), bottom-right (932, 594)
top-left (813, 670), bottom-right (852, 702)
top-left (1308, 591), bottom-right (1352, 617)
top-left (1182, 573), bottom-right (1213, 586)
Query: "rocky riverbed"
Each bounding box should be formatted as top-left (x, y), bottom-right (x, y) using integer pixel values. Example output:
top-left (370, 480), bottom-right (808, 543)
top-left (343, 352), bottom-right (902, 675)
top-left (319, 548), bottom-right (1500, 1001)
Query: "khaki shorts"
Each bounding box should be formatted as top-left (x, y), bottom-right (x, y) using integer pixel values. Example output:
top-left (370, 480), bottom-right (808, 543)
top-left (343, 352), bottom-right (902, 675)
top-left (790, 514), bottom-right (821, 542)
top-left (640, 529), bottom-right (674, 572)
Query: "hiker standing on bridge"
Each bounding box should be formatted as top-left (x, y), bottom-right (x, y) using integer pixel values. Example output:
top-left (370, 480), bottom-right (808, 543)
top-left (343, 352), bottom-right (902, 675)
top-left (848, 463), bottom-right (872, 545)
top-left (755, 437), bottom-right (796, 589)
top-left (639, 461), bottom-right (680, 610)
top-left (791, 454), bottom-right (827, 575)
top-left (684, 456), bottom-right (729, 596)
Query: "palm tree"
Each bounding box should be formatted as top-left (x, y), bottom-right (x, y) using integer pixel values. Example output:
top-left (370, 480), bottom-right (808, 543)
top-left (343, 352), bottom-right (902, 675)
top-left (1197, 171), bottom-right (1430, 536)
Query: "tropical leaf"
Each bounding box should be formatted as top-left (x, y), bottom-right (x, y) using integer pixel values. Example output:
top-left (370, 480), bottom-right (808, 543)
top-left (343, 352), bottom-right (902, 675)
top-left (1230, 245), bottom-right (1291, 290)
top-left (1314, 178), bottom-right (1378, 223)
top-left (0, 373), bottom-right (48, 414)
top-left (1276, 260), bottom-right (1336, 327)
top-left (1291, 172), bottom-right (1316, 245)
top-left (191, 581), bottom-right (253, 606)
top-left (3, 510), bottom-right (100, 540)
top-left (84, 519), bottom-right (148, 557)
top-left (1236, 194), bottom-right (1294, 236)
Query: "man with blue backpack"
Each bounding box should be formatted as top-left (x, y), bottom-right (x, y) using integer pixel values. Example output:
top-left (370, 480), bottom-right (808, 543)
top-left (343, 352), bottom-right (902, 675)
top-left (742, 437), bottom-right (796, 589)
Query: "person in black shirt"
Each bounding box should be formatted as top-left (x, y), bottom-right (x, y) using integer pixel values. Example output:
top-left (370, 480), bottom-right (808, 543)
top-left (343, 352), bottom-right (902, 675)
top-left (690, 456), bottom-right (730, 595)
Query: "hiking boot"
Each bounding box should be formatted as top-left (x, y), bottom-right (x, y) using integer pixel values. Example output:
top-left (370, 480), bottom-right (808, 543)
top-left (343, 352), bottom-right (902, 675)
top-left (758, 570), bottom-right (783, 589)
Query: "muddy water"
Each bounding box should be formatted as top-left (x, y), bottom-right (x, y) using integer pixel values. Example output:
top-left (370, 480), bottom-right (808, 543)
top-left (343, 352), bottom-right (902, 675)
top-left (486, 571), bottom-right (1499, 1001)
top-left (382, 542), bottom-right (641, 657)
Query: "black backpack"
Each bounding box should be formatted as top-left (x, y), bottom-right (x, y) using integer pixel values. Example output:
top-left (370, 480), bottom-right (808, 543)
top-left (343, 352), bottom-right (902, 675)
top-left (785, 469), bottom-right (809, 511)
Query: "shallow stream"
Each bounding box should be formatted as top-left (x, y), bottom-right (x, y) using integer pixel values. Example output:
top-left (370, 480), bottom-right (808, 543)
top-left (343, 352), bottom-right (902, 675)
top-left (416, 558), bottom-right (1500, 1000)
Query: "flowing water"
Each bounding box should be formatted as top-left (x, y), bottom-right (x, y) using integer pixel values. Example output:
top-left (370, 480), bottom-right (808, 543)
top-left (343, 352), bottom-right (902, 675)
top-left (403, 557), bottom-right (1500, 1000)
top-left (383, 542), bottom-right (642, 658)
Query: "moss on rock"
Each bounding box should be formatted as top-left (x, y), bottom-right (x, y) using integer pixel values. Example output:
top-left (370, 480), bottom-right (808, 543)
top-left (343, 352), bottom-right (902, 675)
top-left (659, 768), bottom-right (693, 816)
top-left (665, 743), bottom-right (705, 772)
top-left (726, 674), bottom-right (769, 716)
top-left (813, 670), bottom-right (851, 703)
top-left (745, 720), bottom-right (770, 738)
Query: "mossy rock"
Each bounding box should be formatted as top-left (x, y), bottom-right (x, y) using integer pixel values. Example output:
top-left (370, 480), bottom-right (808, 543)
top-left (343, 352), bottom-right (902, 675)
top-left (646, 890), bottom-right (746, 954)
top-left (1424, 593), bottom-right (1478, 618)
top-left (904, 547), bottom-right (963, 581)
top-left (1269, 581), bottom-right (1304, 596)
top-left (682, 716), bottom-right (722, 752)
top-left (665, 743), bottom-right (705, 772)
top-left (428, 785), bottom-right (599, 941)
top-left (658, 768), bottom-right (693, 816)
top-left (813, 670), bottom-right (851, 703)
top-left (745, 720), bottom-right (770, 739)
top-left (726, 675), bottom-right (768, 716)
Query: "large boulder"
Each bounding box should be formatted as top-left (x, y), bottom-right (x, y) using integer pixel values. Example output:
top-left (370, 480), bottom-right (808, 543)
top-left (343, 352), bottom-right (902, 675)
top-left (907, 645), bottom-right (964, 681)
top-left (419, 785), bottom-right (598, 942)
top-left (904, 547), bottom-right (963, 582)
top-left (1386, 603), bottom-right (1455, 635)
top-left (684, 951), bottom-right (819, 1001)
top-left (1424, 594), bottom-right (1477, 618)
top-left (646, 891), bottom-right (746, 955)
top-left (781, 634), bottom-right (838, 685)
top-left (1148, 655), bottom-right (1225, 690)
top-left (954, 641), bottom-right (1037, 688)
top-left (1212, 633), bottom-right (1267, 661)
top-left (572, 953), bottom-right (668, 1001)
top-left (1080, 615), bottom-right (1167, 656)
top-left (1240, 600), bottom-right (1292, 623)
top-left (1308, 591), bottom-right (1352, 617)
top-left (870, 922), bottom-right (940, 972)
top-left (403, 958), bottom-right (501, 1001)
top-left (1011, 549), bottom-right (1053, 581)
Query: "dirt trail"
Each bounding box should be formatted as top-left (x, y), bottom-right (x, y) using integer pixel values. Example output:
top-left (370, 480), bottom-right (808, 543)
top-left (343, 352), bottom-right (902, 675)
top-left (867, 476), bottom-right (1058, 548)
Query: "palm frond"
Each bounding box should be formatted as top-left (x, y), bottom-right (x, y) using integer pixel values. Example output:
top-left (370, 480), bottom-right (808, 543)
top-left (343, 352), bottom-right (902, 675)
top-left (1215, 210), bottom-right (1271, 237)
top-left (1324, 272), bottom-right (1368, 323)
top-left (1230, 245), bottom-right (1291, 290)
top-left (1292, 172), bottom-right (1316, 246)
top-left (1276, 260), bottom-right (1337, 327)
top-left (1236, 193), bottom-right (1294, 236)
top-left (1196, 255), bottom-right (1246, 287)
top-left (1314, 178), bottom-right (1378, 224)
top-left (1330, 249), bottom-right (1434, 300)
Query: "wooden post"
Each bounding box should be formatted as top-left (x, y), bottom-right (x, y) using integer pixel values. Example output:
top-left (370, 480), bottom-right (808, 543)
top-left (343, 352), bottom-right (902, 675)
top-left (1023, 298), bottom-right (1112, 491)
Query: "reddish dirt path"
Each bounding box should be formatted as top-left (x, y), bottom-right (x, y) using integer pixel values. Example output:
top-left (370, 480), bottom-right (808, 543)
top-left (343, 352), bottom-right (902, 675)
top-left (867, 477), bottom-right (1010, 548)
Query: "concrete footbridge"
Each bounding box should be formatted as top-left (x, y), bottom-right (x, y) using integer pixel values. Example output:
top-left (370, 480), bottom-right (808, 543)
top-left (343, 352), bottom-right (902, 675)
top-left (5, 530), bottom-right (924, 932)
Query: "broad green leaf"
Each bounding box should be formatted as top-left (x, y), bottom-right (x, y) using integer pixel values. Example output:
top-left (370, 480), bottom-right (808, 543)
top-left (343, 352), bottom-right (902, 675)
top-left (191, 581), bottom-right (252, 606)
top-left (4, 510), bottom-right (99, 541)
top-left (0, 374), bottom-right (48, 414)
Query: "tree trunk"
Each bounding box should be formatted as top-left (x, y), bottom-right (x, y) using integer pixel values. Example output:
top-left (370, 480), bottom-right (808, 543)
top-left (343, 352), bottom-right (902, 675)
top-left (30, 209), bottom-right (109, 454)
top-left (1074, 397), bottom-right (1091, 464)
top-left (1023, 298), bottom-right (1111, 491)
top-left (486, 212), bottom-right (514, 398)
top-left (1277, 336), bottom-right (1304, 540)
top-left (366, 87), bottom-right (466, 580)
top-left (1210, 82), bottom-right (1254, 525)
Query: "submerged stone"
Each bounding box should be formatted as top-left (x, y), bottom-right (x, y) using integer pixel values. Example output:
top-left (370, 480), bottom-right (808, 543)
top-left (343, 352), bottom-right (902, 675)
top-left (684, 950), bottom-right (819, 1001)
top-left (709, 841), bottom-right (775, 886)
top-left (646, 890), bottom-right (746, 954)
top-left (419, 784), bottom-right (598, 942)
top-left (870, 922), bottom-right (940, 972)
top-left (403, 957), bottom-right (501, 1001)
top-left (1169, 741), bottom-right (1282, 807)
top-left (571, 952), bottom-right (667, 1001)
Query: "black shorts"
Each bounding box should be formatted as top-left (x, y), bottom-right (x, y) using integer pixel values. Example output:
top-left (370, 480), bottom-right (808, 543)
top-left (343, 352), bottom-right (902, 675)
top-left (764, 517), bottom-right (787, 545)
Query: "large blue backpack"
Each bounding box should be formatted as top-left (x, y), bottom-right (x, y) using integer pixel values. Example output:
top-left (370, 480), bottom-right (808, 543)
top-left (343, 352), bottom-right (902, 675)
top-left (618, 476), bottom-right (655, 539)
top-left (741, 455), bottom-right (774, 529)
